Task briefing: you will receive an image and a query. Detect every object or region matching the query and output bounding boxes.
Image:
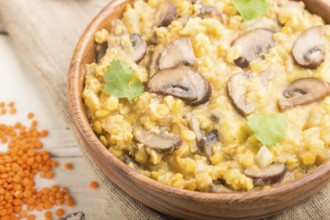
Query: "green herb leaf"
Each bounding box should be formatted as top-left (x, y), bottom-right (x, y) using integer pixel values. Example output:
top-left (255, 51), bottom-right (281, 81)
top-left (231, 0), bottom-right (269, 21)
top-left (247, 113), bottom-right (288, 147)
top-left (104, 60), bottom-right (144, 101)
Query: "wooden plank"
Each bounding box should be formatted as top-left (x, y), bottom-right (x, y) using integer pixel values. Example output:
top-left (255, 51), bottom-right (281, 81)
top-left (0, 35), bottom-right (125, 220)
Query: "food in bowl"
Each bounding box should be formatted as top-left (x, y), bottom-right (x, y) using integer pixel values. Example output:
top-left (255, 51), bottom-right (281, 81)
top-left (82, 0), bottom-right (330, 192)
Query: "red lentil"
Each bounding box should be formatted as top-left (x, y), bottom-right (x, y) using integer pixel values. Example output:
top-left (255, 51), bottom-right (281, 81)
top-left (0, 101), bottom-right (75, 219)
top-left (55, 208), bottom-right (65, 217)
top-left (64, 163), bottom-right (73, 170)
top-left (89, 181), bottom-right (99, 189)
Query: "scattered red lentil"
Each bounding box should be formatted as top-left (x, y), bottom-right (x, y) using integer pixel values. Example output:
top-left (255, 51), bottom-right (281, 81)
top-left (45, 211), bottom-right (52, 217)
top-left (27, 214), bottom-right (36, 220)
top-left (40, 130), bottom-right (49, 137)
top-left (9, 108), bottom-right (17, 115)
top-left (8, 102), bottom-right (15, 107)
top-left (89, 181), bottom-right (99, 189)
top-left (0, 101), bottom-right (75, 219)
top-left (55, 208), bottom-right (65, 217)
top-left (64, 163), bottom-right (73, 170)
top-left (27, 112), bottom-right (34, 119)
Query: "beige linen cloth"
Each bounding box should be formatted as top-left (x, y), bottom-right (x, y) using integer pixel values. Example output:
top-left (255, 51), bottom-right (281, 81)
top-left (0, 0), bottom-right (329, 219)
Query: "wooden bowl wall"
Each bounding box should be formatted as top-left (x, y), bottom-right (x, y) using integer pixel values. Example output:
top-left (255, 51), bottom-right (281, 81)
top-left (68, 0), bottom-right (330, 219)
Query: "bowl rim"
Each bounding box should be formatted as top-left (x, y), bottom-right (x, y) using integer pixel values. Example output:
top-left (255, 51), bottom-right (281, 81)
top-left (68, 0), bottom-right (330, 204)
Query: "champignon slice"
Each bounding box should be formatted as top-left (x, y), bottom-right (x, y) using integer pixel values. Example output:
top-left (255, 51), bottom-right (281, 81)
top-left (62, 212), bottom-right (85, 220)
top-left (244, 163), bottom-right (286, 186)
top-left (208, 184), bottom-right (232, 193)
top-left (148, 66), bottom-right (212, 105)
top-left (159, 38), bottom-right (197, 70)
top-left (155, 0), bottom-right (177, 27)
top-left (233, 28), bottom-right (274, 68)
top-left (198, 130), bottom-right (219, 161)
top-left (148, 51), bottom-right (161, 77)
top-left (279, 78), bottom-right (330, 111)
top-left (227, 73), bottom-right (257, 116)
top-left (240, 18), bottom-right (279, 31)
top-left (95, 42), bottom-right (108, 63)
top-left (292, 26), bottom-right (326, 69)
top-left (185, 113), bottom-right (204, 142)
top-left (198, 6), bottom-right (223, 23)
top-left (190, 0), bottom-right (202, 4)
top-left (133, 127), bottom-right (182, 153)
top-left (129, 33), bottom-right (147, 63)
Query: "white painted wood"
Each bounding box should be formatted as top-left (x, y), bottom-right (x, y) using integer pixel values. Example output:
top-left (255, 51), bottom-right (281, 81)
top-left (0, 35), bottom-right (126, 220)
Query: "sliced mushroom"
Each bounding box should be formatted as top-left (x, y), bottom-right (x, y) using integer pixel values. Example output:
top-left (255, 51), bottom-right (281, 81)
top-left (130, 33), bottom-right (147, 63)
top-left (198, 6), bottom-right (223, 23)
top-left (240, 17), bottom-right (279, 32)
top-left (159, 38), bottom-right (197, 70)
top-left (292, 26), bottom-right (326, 69)
top-left (155, 0), bottom-right (177, 27)
top-left (178, 15), bottom-right (190, 26)
top-left (133, 127), bottom-right (183, 153)
top-left (227, 73), bottom-right (257, 116)
top-left (123, 153), bottom-right (146, 169)
top-left (186, 114), bottom-right (219, 160)
top-left (190, 0), bottom-right (202, 4)
top-left (198, 130), bottom-right (219, 160)
top-left (208, 184), bottom-right (233, 193)
top-left (185, 113), bottom-right (204, 142)
top-left (244, 163), bottom-right (286, 186)
top-left (148, 51), bottom-right (161, 77)
top-left (279, 78), bottom-right (330, 111)
top-left (63, 212), bottom-right (85, 220)
top-left (148, 66), bottom-right (212, 105)
top-left (233, 28), bottom-right (274, 68)
top-left (95, 42), bottom-right (108, 63)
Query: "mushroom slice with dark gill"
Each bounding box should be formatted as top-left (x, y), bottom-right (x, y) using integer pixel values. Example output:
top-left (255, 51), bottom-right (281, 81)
top-left (198, 6), bottom-right (223, 23)
top-left (155, 0), bottom-right (177, 27)
top-left (292, 26), bottom-right (326, 69)
top-left (148, 66), bottom-right (212, 105)
top-left (198, 130), bottom-right (219, 161)
top-left (133, 127), bottom-right (183, 153)
top-left (279, 78), bottom-right (330, 111)
top-left (63, 212), bottom-right (85, 220)
top-left (185, 113), bottom-right (204, 142)
top-left (159, 38), bottom-right (197, 70)
top-left (244, 163), bottom-right (286, 186)
top-left (226, 73), bottom-right (257, 116)
top-left (186, 114), bottom-right (219, 161)
top-left (129, 33), bottom-right (147, 63)
top-left (95, 42), bottom-right (108, 63)
top-left (233, 28), bottom-right (274, 68)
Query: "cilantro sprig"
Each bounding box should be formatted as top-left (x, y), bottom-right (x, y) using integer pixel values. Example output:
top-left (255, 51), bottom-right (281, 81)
top-left (103, 60), bottom-right (144, 101)
top-left (231, 0), bottom-right (269, 21)
top-left (247, 113), bottom-right (288, 147)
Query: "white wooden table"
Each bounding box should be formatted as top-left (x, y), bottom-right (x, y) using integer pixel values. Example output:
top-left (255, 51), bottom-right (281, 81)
top-left (0, 34), bottom-right (126, 220)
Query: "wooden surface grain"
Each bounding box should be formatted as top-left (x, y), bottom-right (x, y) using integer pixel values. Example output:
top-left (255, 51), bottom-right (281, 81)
top-left (0, 35), bottom-right (126, 220)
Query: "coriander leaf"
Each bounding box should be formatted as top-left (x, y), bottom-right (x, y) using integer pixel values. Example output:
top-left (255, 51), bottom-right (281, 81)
top-left (247, 113), bottom-right (288, 147)
top-left (231, 0), bottom-right (269, 21)
top-left (104, 60), bottom-right (144, 101)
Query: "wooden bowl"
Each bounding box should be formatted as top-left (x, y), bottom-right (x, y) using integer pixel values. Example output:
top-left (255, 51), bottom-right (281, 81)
top-left (68, 0), bottom-right (330, 219)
